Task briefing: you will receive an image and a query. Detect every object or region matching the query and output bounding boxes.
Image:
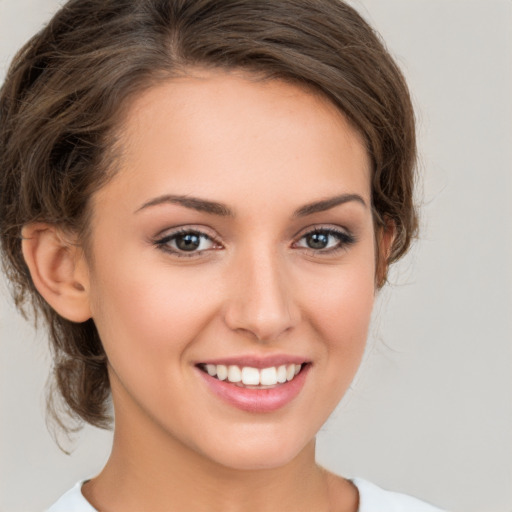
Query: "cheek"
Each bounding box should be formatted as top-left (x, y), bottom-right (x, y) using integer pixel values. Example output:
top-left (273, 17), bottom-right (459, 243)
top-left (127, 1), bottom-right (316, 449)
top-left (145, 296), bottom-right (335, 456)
top-left (301, 252), bottom-right (376, 377)
top-left (308, 255), bottom-right (375, 334)
top-left (87, 252), bottom-right (220, 365)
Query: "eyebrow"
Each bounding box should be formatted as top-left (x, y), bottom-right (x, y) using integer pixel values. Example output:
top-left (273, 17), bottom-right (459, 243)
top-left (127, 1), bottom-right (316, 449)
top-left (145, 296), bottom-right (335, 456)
top-left (293, 193), bottom-right (367, 217)
top-left (136, 194), bottom-right (234, 216)
top-left (135, 193), bottom-right (366, 217)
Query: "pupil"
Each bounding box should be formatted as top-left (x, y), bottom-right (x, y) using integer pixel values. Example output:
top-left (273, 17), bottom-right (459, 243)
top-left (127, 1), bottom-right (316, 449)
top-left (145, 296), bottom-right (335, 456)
top-left (307, 232), bottom-right (328, 249)
top-left (176, 233), bottom-right (201, 251)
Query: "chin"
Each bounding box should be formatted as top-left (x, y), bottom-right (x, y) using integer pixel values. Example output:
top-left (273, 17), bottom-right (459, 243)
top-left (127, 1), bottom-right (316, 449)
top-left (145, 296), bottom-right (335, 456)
top-left (196, 427), bottom-right (315, 471)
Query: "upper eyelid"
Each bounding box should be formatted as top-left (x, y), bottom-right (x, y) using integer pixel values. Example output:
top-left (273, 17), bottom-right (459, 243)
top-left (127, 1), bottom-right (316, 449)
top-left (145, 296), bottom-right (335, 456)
top-left (154, 225), bottom-right (220, 241)
top-left (291, 223), bottom-right (352, 240)
top-left (155, 223), bottom-right (350, 239)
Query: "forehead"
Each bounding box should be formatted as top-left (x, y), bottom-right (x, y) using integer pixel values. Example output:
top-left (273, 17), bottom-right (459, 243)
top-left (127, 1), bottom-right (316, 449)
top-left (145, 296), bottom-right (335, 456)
top-left (95, 69), bottom-right (371, 217)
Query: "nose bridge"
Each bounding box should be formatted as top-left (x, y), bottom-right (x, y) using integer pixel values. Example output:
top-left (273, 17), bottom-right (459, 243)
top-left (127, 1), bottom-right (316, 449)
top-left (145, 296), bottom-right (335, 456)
top-left (223, 242), bottom-right (299, 342)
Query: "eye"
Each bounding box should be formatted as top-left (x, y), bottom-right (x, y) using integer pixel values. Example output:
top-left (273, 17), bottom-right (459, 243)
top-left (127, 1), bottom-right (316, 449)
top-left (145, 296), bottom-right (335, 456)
top-left (154, 228), bottom-right (220, 257)
top-left (294, 227), bottom-right (355, 253)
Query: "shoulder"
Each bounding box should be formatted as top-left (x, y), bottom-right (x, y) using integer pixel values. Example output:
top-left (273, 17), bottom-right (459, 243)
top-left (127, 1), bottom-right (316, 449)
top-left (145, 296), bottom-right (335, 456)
top-left (352, 478), bottom-right (447, 512)
top-left (46, 481), bottom-right (97, 512)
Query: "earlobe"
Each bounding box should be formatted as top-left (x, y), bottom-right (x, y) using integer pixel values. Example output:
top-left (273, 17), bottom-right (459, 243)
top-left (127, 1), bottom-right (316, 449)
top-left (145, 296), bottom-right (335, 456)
top-left (21, 223), bottom-right (92, 322)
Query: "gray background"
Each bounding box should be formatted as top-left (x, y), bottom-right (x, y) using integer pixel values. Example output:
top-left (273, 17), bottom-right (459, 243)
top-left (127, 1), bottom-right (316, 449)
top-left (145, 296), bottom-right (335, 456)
top-left (1, 1), bottom-right (511, 511)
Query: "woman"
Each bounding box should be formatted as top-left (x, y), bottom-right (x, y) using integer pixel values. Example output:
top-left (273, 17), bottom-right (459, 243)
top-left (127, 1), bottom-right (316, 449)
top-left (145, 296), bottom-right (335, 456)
top-left (0, 1), bottom-right (445, 510)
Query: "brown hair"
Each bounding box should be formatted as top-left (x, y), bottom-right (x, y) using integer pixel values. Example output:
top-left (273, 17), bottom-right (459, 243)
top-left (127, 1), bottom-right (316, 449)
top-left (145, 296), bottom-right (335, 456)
top-left (0, 0), bottom-right (417, 436)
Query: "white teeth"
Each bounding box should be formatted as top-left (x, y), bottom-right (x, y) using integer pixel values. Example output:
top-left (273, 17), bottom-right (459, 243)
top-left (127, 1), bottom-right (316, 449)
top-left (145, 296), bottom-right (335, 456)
top-left (260, 367), bottom-right (278, 386)
top-left (216, 364), bottom-right (228, 381)
top-left (241, 367), bottom-right (260, 385)
top-left (276, 365), bottom-right (287, 383)
top-left (204, 363), bottom-right (304, 386)
top-left (227, 365), bottom-right (242, 383)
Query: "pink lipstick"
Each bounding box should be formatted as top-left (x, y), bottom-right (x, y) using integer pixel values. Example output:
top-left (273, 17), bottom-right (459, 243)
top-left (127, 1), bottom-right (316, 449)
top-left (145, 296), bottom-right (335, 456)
top-left (195, 359), bottom-right (310, 413)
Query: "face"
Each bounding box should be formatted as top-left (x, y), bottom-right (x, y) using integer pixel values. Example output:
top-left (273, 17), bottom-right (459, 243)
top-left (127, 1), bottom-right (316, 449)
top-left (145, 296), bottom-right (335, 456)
top-left (85, 70), bottom-right (377, 470)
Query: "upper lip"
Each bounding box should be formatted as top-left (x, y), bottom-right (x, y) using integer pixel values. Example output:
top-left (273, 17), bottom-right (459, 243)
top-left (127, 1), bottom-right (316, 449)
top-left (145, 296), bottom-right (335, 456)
top-left (196, 354), bottom-right (310, 369)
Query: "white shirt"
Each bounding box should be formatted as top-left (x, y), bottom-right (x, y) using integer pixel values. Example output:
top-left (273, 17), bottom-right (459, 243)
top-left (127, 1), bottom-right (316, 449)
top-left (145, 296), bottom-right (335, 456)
top-left (47, 478), bottom-right (446, 511)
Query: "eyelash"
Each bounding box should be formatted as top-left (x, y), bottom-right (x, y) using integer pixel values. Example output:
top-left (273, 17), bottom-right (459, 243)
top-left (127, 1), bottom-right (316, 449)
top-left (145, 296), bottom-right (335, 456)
top-left (293, 227), bottom-right (356, 255)
top-left (153, 226), bottom-right (356, 258)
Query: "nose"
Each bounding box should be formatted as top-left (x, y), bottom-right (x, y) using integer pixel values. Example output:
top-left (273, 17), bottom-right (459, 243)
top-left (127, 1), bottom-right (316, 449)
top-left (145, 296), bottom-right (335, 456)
top-left (223, 247), bottom-right (301, 342)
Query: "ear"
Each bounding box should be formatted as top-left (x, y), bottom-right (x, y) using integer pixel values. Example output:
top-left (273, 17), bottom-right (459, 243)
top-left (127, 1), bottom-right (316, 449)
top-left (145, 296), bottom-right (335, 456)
top-left (375, 219), bottom-right (395, 288)
top-left (21, 223), bottom-right (92, 322)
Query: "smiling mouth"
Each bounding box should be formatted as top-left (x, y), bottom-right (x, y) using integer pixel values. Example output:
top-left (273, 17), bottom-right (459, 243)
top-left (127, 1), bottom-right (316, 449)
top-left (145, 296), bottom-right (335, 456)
top-left (197, 363), bottom-right (307, 389)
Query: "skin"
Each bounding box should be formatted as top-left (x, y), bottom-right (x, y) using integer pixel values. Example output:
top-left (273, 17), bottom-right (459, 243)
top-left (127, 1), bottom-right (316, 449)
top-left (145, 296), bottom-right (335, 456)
top-left (25, 70), bottom-right (388, 511)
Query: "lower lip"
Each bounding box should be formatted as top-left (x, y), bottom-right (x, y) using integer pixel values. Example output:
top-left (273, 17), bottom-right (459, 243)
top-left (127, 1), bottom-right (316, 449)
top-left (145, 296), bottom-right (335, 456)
top-left (197, 365), bottom-right (310, 413)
